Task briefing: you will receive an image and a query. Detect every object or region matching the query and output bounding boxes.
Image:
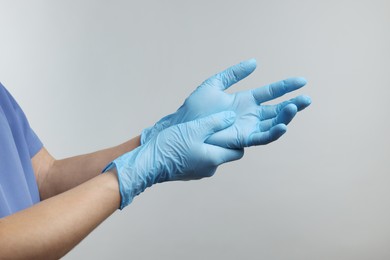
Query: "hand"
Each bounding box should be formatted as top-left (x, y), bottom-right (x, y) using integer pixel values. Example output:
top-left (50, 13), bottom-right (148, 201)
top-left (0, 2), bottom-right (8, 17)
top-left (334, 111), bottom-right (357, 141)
top-left (104, 111), bottom-right (243, 209)
top-left (141, 59), bottom-right (311, 148)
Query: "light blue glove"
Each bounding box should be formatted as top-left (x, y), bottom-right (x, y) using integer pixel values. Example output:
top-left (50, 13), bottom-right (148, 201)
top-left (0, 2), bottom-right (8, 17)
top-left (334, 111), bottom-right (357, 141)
top-left (141, 59), bottom-right (311, 148)
top-left (104, 111), bottom-right (243, 209)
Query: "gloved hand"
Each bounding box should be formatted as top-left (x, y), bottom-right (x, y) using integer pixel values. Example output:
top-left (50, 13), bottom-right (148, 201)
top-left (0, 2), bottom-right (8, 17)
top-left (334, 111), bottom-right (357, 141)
top-left (141, 59), bottom-right (311, 148)
top-left (103, 111), bottom-right (244, 209)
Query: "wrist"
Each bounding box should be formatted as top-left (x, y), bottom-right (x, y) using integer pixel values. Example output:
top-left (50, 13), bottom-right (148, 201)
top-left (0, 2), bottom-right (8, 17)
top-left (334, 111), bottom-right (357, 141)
top-left (103, 146), bottom-right (152, 209)
top-left (100, 169), bottom-right (121, 209)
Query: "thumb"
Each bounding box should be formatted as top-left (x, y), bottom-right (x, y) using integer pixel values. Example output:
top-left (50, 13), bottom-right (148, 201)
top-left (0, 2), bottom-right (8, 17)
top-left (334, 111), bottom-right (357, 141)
top-left (192, 111), bottom-right (236, 139)
top-left (209, 58), bottom-right (257, 91)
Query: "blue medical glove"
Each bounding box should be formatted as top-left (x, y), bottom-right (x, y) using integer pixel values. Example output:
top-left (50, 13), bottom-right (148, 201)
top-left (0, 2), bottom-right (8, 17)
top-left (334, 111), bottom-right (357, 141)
top-left (104, 111), bottom-right (243, 209)
top-left (141, 59), bottom-right (311, 148)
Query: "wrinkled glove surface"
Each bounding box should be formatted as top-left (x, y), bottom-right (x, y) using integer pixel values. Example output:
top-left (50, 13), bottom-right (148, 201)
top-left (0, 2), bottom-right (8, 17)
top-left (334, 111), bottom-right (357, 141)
top-left (104, 111), bottom-right (243, 209)
top-left (141, 59), bottom-right (311, 148)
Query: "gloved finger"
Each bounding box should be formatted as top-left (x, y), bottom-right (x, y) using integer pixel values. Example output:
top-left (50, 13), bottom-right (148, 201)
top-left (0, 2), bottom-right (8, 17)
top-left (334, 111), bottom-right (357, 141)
top-left (191, 111), bottom-right (236, 138)
top-left (248, 124), bottom-right (287, 146)
top-left (206, 146), bottom-right (244, 166)
top-left (260, 95), bottom-right (311, 120)
top-left (205, 59), bottom-right (257, 91)
top-left (259, 104), bottom-right (297, 132)
top-left (252, 77), bottom-right (307, 104)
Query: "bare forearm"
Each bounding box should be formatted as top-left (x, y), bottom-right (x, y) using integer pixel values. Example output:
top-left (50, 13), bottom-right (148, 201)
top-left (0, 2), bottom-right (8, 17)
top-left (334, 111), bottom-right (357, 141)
top-left (0, 170), bottom-right (120, 260)
top-left (40, 135), bottom-right (140, 199)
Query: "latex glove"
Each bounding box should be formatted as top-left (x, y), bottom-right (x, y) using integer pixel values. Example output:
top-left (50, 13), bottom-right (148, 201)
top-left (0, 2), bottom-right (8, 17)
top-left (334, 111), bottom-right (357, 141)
top-left (141, 59), bottom-right (311, 148)
top-left (104, 111), bottom-right (243, 209)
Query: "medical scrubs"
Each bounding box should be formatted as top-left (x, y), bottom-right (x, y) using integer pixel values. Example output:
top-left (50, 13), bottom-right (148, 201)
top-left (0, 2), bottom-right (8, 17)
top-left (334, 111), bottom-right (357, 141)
top-left (0, 83), bottom-right (42, 218)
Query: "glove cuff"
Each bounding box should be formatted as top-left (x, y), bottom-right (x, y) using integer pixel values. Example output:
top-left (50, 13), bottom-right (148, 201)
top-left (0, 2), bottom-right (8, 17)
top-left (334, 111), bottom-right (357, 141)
top-left (102, 147), bottom-right (150, 209)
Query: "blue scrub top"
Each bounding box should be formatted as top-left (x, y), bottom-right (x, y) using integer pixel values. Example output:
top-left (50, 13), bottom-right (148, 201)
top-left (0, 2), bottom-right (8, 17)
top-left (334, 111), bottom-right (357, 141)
top-left (0, 83), bottom-right (43, 218)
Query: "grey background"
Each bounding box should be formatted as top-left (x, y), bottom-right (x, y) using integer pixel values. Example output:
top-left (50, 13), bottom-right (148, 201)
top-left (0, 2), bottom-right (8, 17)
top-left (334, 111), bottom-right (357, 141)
top-left (0, 0), bottom-right (389, 259)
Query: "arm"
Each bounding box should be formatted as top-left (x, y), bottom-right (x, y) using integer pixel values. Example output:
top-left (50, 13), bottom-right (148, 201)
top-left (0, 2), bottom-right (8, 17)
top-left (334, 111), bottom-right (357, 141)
top-left (1, 113), bottom-right (236, 259)
top-left (33, 136), bottom-right (140, 200)
top-left (0, 169), bottom-right (120, 260)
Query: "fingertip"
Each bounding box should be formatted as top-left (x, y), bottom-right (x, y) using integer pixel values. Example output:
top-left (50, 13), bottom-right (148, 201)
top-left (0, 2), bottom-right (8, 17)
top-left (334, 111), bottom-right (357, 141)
top-left (284, 103), bottom-right (298, 115)
top-left (227, 148), bottom-right (245, 163)
top-left (240, 58), bottom-right (257, 72)
top-left (291, 95), bottom-right (312, 111)
top-left (278, 104), bottom-right (297, 125)
top-left (278, 123), bottom-right (287, 132)
top-left (209, 147), bottom-right (245, 165)
top-left (247, 58), bottom-right (257, 67)
top-left (286, 77), bottom-right (307, 88)
top-left (237, 148), bottom-right (245, 160)
top-left (296, 77), bottom-right (307, 86)
top-left (304, 95), bottom-right (312, 106)
top-left (272, 123), bottom-right (287, 137)
top-left (249, 123), bottom-right (287, 146)
top-left (219, 59), bottom-right (257, 90)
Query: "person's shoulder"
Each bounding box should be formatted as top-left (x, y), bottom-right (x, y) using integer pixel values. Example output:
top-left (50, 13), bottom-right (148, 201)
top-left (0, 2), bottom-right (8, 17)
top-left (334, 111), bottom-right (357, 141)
top-left (0, 82), bottom-right (9, 93)
top-left (0, 82), bottom-right (17, 102)
top-left (0, 82), bottom-right (8, 99)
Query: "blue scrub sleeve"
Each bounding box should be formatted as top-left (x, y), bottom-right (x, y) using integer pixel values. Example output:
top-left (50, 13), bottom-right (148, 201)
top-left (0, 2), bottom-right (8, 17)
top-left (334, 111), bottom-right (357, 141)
top-left (2, 85), bottom-right (43, 158)
top-left (0, 82), bottom-right (43, 217)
